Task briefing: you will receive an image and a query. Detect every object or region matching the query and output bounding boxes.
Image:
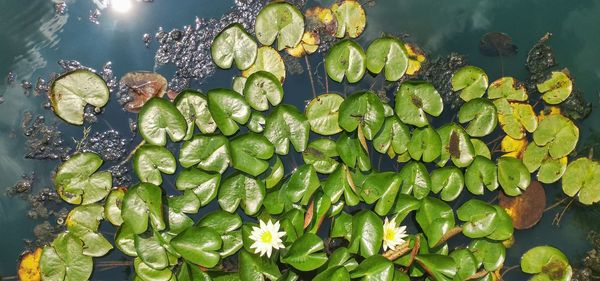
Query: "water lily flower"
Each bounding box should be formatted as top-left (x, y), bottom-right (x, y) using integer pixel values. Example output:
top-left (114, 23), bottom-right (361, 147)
top-left (249, 219), bottom-right (286, 257)
top-left (382, 217), bottom-right (408, 251)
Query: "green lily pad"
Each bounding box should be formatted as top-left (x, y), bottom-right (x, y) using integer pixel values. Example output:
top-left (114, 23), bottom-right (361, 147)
top-left (211, 23), bottom-right (257, 70)
top-left (134, 257), bottom-right (174, 281)
top-left (242, 46), bottom-right (286, 82)
top-left (458, 98), bottom-right (497, 137)
top-left (243, 71), bottom-right (284, 111)
top-left (523, 143), bottom-right (568, 184)
top-left (133, 145), bottom-right (176, 185)
top-left (302, 139), bottom-right (339, 174)
top-left (450, 249), bottom-right (478, 281)
top-left (562, 158), bottom-right (600, 205)
top-left (537, 71), bottom-right (573, 105)
top-left (283, 233), bottom-right (328, 271)
top-left (494, 99), bottom-right (537, 139)
top-left (314, 266), bottom-right (350, 281)
top-left (166, 191), bottom-right (199, 235)
top-left (134, 232), bottom-right (171, 270)
top-left (414, 254), bottom-right (457, 280)
top-left (390, 194), bottom-right (422, 223)
top-left (332, 0), bottom-right (366, 38)
top-left (431, 167), bottom-right (464, 202)
top-left (138, 97), bottom-right (187, 146)
top-left (497, 157), bottom-right (531, 196)
top-left (207, 88), bottom-right (251, 136)
top-left (65, 204), bottom-right (113, 257)
top-left (255, 2), bottom-right (304, 50)
top-left (105, 188), bottom-right (125, 226)
top-left (174, 90), bottom-right (217, 139)
top-left (348, 210), bottom-right (383, 258)
top-left (264, 156), bottom-right (284, 189)
top-left (179, 134), bottom-right (231, 173)
top-left (468, 239), bottom-right (505, 271)
top-left (415, 197), bottom-right (455, 248)
top-left (399, 161), bottom-right (431, 200)
top-left (305, 93), bottom-right (344, 135)
top-left (232, 76), bottom-right (247, 94)
top-left (350, 255), bottom-right (395, 281)
top-left (218, 173), bottom-right (265, 215)
top-left (451, 66), bottom-right (489, 102)
top-left (325, 39), bottom-right (366, 83)
top-left (360, 172), bottom-right (402, 215)
top-left (366, 37), bottom-right (409, 81)
top-left (395, 81), bottom-right (443, 127)
top-left (322, 165), bottom-right (360, 205)
top-left (457, 199), bottom-right (498, 238)
top-left (521, 246), bottom-right (572, 281)
top-left (175, 168), bottom-right (220, 206)
top-left (49, 69), bottom-right (109, 125)
top-left (115, 224), bottom-right (137, 257)
top-left (373, 116), bottom-right (410, 156)
top-left (533, 114), bottom-right (579, 159)
top-left (338, 91), bottom-right (385, 139)
top-left (408, 126), bottom-right (441, 163)
top-left (230, 133), bottom-right (274, 176)
top-left (54, 152), bottom-right (112, 205)
top-left (465, 156), bottom-right (498, 195)
top-left (437, 123), bottom-right (475, 168)
top-left (284, 164), bottom-right (320, 205)
top-left (121, 183), bottom-right (165, 234)
top-left (264, 104), bottom-right (310, 155)
top-left (40, 233), bottom-right (93, 281)
top-left (337, 132), bottom-right (371, 171)
top-left (487, 77), bottom-right (528, 101)
top-left (471, 138), bottom-right (492, 159)
top-left (239, 249), bottom-right (281, 281)
top-left (171, 226), bottom-right (223, 268)
top-left (247, 111), bottom-right (266, 133)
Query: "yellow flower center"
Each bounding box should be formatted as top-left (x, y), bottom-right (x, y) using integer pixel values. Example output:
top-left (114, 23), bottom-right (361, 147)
top-left (261, 231), bottom-right (273, 244)
top-left (385, 228), bottom-right (395, 241)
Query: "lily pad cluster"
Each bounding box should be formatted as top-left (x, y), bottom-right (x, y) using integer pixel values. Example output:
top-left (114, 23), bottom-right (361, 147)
top-left (34, 1), bottom-right (600, 281)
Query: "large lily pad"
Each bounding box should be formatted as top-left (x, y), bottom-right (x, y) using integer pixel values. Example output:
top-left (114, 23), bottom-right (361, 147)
top-left (171, 226), bottom-right (223, 268)
top-left (325, 39), bottom-right (366, 83)
top-left (351, 255), bottom-right (395, 281)
top-left (521, 246), bottom-right (572, 281)
top-left (399, 161), bottom-right (431, 199)
top-left (431, 167), bottom-right (464, 202)
top-left (264, 104), bottom-right (310, 155)
top-left (366, 37), bottom-right (409, 81)
top-left (408, 126), bottom-right (441, 163)
top-left (133, 145), bottom-right (176, 185)
top-left (348, 210), bottom-right (383, 258)
top-left (243, 71), bottom-right (284, 111)
top-left (179, 134), bottom-right (231, 173)
top-left (230, 133), bottom-right (274, 176)
top-left (207, 88), bottom-right (251, 136)
top-left (360, 172), bottom-right (402, 215)
top-left (458, 98), bottom-right (497, 137)
top-left (465, 156), bottom-right (498, 195)
top-left (523, 142), bottom-right (567, 184)
top-left (65, 204), bottom-right (113, 257)
top-left (494, 98), bottom-right (537, 139)
top-left (175, 168), bottom-right (220, 206)
top-left (562, 158), bottom-right (600, 205)
top-left (49, 69), bottom-right (109, 125)
top-left (138, 97), bottom-right (187, 146)
top-left (395, 81), bottom-right (443, 127)
top-left (468, 240), bottom-right (505, 271)
top-left (255, 2), bottom-right (304, 50)
top-left (174, 90), bottom-right (216, 139)
top-left (537, 71), bottom-right (573, 105)
top-left (305, 93), bottom-right (344, 135)
top-left (218, 173), bottom-right (265, 215)
top-left (40, 233), bottom-right (93, 281)
top-left (414, 254), bottom-right (457, 281)
top-left (239, 249), bottom-right (281, 281)
top-left (338, 91), bottom-right (385, 140)
top-left (451, 66), bottom-right (489, 102)
top-left (415, 197), bottom-right (455, 247)
top-left (533, 114), bottom-right (579, 159)
top-left (282, 233), bottom-right (328, 271)
top-left (499, 181), bottom-right (546, 229)
top-left (121, 183), bottom-right (165, 234)
top-left (373, 116), bottom-right (410, 156)
top-left (242, 46), bottom-right (286, 82)
top-left (54, 152), bottom-right (112, 205)
top-left (337, 132), bottom-right (371, 171)
top-left (211, 23), bottom-right (257, 70)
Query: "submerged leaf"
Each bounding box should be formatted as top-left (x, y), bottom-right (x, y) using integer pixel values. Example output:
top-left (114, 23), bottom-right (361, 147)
top-left (479, 32), bottom-right (518, 57)
top-left (120, 72), bottom-right (167, 113)
top-left (499, 181), bottom-right (546, 229)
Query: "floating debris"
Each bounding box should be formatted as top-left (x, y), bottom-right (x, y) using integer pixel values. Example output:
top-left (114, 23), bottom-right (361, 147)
top-left (21, 80), bottom-right (32, 96)
top-left (143, 33), bottom-right (152, 48)
top-left (479, 32), bottom-right (518, 57)
top-left (54, 2), bottom-right (67, 15)
top-left (118, 72), bottom-right (167, 112)
top-left (6, 71), bottom-right (16, 86)
top-left (100, 61), bottom-right (118, 91)
top-left (413, 53), bottom-right (467, 110)
top-left (89, 9), bottom-right (101, 24)
top-left (22, 112), bottom-right (72, 160)
top-left (80, 130), bottom-right (129, 162)
top-left (6, 173), bottom-right (35, 196)
top-left (34, 77), bottom-right (48, 96)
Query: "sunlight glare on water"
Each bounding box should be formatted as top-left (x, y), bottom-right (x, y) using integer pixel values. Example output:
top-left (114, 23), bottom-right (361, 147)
top-left (111, 0), bottom-right (133, 13)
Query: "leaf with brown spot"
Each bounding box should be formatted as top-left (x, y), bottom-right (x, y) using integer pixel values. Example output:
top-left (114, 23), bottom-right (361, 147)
top-left (499, 181), bottom-right (546, 229)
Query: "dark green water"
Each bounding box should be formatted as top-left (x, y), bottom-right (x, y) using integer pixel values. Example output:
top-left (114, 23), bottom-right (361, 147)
top-left (0, 0), bottom-right (598, 279)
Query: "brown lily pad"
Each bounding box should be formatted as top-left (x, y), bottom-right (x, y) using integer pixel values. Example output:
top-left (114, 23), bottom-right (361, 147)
top-left (119, 72), bottom-right (167, 112)
top-left (499, 181), bottom-right (546, 229)
top-left (479, 32), bottom-right (518, 57)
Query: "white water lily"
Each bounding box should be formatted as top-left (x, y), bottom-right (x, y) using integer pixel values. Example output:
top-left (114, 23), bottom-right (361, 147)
top-left (249, 219), bottom-right (286, 257)
top-left (382, 217), bottom-right (408, 251)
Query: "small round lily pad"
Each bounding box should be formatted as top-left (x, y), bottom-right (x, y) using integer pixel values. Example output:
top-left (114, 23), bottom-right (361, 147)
top-left (305, 93), bottom-right (344, 135)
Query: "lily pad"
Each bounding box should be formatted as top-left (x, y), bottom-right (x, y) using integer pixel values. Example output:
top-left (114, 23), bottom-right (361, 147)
top-left (408, 126), bottom-right (441, 163)
top-left (282, 233), bottom-right (328, 271)
top-left (179, 134), bottom-right (230, 173)
top-left (302, 139), bottom-right (339, 174)
top-left (351, 255), bottom-right (395, 281)
top-left (494, 98), bottom-right (537, 139)
top-left (255, 2), bottom-right (304, 50)
top-left (337, 132), bottom-right (371, 171)
top-left (366, 37), bottom-right (409, 81)
top-left (399, 161), bottom-right (431, 200)
top-left (242, 46), bottom-right (286, 82)
top-left (239, 249), bottom-right (281, 281)
top-left (120, 72), bottom-right (168, 113)
top-left (332, 0), bottom-right (366, 38)
top-left (457, 199), bottom-right (499, 238)
top-left (174, 90), bottom-right (217, 139)
top-left (395, 81), bottom-right (443, 127)
top-left (243, 71), bottom-right (284, 111)
top-left (360, 172), bottom-right (402, 215)
top-left (497, 157), bottom-right (531, 196)
top-left (305, 93), bottom-right (344, 135)
top-left (348, 210), bottom-right (383, 258)
top-left (537, 71), bottom-right (573, 105)
top-left (338, 91), bottom-right (385, 140)
top-left (414, 254), bottom-right (457, 280)
top-left (65, 204), bottom-right (113, 257)
top-left (533, 114), bottom-right (579, 159)
top-left (54, 152), bottom-right (112, 205)
top-left (373, 116), bottom-right (410, 156)
top-left (562, 158), bottom-right (600, 205)
top-left (40, 233), bottom-right (93, 281)
top-left (521, 246), bottom-right (572, 281)
top-left (451, 66), bottom-right (489, 102)
top-left (133, 145), bottom-right (176, 185)
top-left (207, 88), bottom-right (251, 136)
top-left (218, 173), bottom-right (265, 215)
top-left (468, 240), bottom-right (505, 271)
top-left (138, 97), bottom-right (187, 146)
top-left (487, 77), bottom-right (528, 101)
top-left (264, 104), bottom-right (310, 155)
top-left (134, 257), bottom-right (174, 281)
top-left (247, 111), bottom-right (266, 133)
top-left (49, 69), bottom-right (110, 125)
top-left (171, 226), bottom-right (223, 268)
top-left (211, 23), bottom-right (257, 70)
top-left (121, 183), bottom-right (165, 234)
top-left (458, 98), bottom-right (497, 137)
top-left (465, 156), bottom-right (498, 195)
top-left (415, 197), bottom-right (455, 247)
top-left (175, 168), bottom-right (220, 206)
top-left (325, 39), bottom-right (366, 83)
top-left (286, 31), bottom-right (320, 57)
top-left (230, 133), bottom-right (274, 176)
top-left (499, 181), bottom-right (546, 229)
top-left (437, 123), bottom-right (475, 168)
top-left (105, 188), bottom-right (126, 226)
top-left (431, 167), bottom-right (464, 202)
top-left (264, 156), bottom-right (284, 189)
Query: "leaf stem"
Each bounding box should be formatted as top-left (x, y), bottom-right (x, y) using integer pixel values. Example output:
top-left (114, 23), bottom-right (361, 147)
top-left (552, 197), bottom-right (575, 227)
top-left (383, 240), bottom-right (412, 261)
top-left (119, 140), bottom-right (146, 166)
top-left (466, 270), bottom-right (489, 280)
top-left (433, 226), bottom-right (463, 248)
top-left (304, 56), bottom-right (317, 98)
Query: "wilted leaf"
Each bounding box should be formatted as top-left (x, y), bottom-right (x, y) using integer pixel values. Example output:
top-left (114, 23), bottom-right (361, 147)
top-left (499, 180), bottom-right (545, 229)
top-left (120, 72), bottom-right (167, 113)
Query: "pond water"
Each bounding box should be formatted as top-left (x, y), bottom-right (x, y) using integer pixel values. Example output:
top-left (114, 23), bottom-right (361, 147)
top-left (0, 0), bottom-right (599, 279)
